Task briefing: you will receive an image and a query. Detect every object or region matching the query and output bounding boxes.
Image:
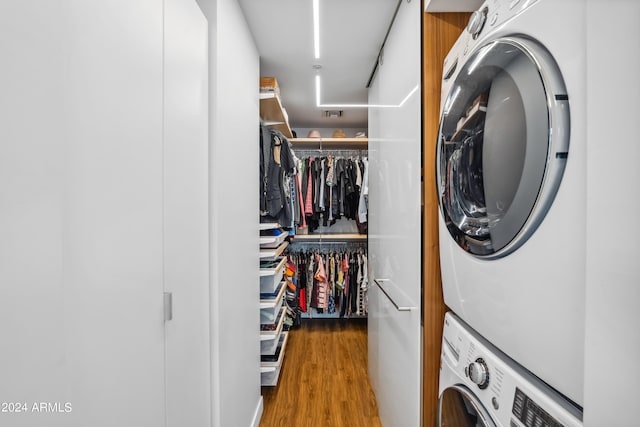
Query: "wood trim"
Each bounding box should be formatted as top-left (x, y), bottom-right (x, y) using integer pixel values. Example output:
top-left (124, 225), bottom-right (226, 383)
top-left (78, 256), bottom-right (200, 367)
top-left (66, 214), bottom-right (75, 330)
top-left (422, 11), bottom-right (470, 427)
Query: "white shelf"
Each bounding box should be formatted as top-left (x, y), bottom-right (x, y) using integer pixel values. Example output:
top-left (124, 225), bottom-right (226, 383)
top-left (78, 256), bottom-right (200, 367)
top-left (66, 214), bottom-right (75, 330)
top-left (292, 233), bottom-right (367, 242)
top-left (260, 309), bottom-right (286, 356)
top-left (260, 280), bottom-right (286, 324)
top-left (260, 241), bottom-right (289, 260)
top-left (259, 222), bottom-right (281, 231)
top-left (260, 307), bottom-right (286, 343)
top-left (260, 256), bottom-right (287, 294)
top-left (260, 280), bottom-right (286, 309)
top-left (260, 331), bottom-right (289, 367)
top-left (290, 137), bottom-right (368, 150)
top-left (260, 231), bottom-right (287, 249)
top-left (260, 331), bottom-right (290, 386)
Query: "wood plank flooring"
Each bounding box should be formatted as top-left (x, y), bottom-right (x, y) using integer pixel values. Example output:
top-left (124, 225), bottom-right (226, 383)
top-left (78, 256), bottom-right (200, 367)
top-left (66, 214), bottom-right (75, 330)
top-left (260, 319), bottom-right (382, 427)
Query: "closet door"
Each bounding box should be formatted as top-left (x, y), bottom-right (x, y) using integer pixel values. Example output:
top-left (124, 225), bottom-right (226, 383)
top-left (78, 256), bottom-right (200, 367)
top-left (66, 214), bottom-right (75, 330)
top-left (0, 1), bottom-right (166, 426)
top-left (367, 0), bottom-right (422, 425)
top-left (163, 0), bottom-right (211, 425)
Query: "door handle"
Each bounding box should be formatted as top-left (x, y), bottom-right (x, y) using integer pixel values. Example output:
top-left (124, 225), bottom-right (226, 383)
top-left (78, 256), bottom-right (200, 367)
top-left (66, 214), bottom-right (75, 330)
top-left (373, 279), bottom-right (415, 312)
top-left (164, 292), bottom-right (173, 321)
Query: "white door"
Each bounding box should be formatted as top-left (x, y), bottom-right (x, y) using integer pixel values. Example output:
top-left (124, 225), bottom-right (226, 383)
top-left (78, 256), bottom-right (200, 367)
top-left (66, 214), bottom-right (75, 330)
top-left (0, 2), bottom-right (166, 425)
top-left (163, 0), bottom-right (211, 425)
top-left (367, 0), bottom-right (422, 425)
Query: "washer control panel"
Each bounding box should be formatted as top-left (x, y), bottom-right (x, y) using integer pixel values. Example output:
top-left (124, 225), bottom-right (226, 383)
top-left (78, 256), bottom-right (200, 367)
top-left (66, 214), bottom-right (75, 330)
top-left (467, 357), bottom-right (490, 389)
top-left (512, 387), bottom-right (563, 427)
top-left (466, 7), bottom-right (488, 39)
top-left (479, 0), bottom-right (542, 33)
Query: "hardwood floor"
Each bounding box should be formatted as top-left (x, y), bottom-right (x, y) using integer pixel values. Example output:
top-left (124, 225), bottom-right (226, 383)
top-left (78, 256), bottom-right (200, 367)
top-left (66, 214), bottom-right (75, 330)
top-left (260, 319), bottom-right (382, 427)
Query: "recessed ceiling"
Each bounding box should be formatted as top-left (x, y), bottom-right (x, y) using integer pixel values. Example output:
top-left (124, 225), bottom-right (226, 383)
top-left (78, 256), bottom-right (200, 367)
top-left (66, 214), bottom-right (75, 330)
top-left (239, 0), bottom-right (399, 129)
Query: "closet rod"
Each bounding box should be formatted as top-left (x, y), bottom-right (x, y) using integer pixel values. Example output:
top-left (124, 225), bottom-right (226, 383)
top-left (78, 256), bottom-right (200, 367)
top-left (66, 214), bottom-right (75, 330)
top-left (294, 149), bottom-right (367, 157)
top-left (286, 242), bottom-right (367, 253)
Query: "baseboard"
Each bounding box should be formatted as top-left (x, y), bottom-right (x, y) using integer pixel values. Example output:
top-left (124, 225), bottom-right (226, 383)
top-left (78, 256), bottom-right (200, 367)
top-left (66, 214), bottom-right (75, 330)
top-left (251, 396), bottom-right (264, 427)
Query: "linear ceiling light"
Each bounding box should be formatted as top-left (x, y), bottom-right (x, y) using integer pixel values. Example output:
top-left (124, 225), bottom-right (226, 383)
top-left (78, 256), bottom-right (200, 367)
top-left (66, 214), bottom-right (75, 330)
top-left (313, 0), bottom-right (320, 59)
top-left (315, 75), bottom-right (321, 106)
top-left (315, 75), bottom-right (419, 108)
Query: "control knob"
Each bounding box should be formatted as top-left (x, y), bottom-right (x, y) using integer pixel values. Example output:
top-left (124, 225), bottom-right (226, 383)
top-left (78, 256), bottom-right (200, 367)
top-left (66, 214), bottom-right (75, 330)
top-left (466, 7), bottom-right (488, 39)
top-left (468, 358), bottom-right (489, 389)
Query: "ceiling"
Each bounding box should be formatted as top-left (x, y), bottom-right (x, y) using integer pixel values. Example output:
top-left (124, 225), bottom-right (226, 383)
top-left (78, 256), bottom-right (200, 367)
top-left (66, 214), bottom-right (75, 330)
top-left (239, 0), bottom-right (400, 130)
top-left (424, 0), bottom-right (482, 12)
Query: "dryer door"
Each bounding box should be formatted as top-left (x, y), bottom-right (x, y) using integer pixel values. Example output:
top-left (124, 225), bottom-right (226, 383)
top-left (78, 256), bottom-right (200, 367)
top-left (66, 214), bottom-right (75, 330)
top-left (436, 37), bottom-right (570, 258)
top-left (437, 385), bottom-right (496, 427)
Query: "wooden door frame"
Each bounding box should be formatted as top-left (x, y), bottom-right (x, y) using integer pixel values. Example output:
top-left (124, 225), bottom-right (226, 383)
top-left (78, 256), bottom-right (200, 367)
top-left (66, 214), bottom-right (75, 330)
top-left (421, 11), bottom-right (470, 427)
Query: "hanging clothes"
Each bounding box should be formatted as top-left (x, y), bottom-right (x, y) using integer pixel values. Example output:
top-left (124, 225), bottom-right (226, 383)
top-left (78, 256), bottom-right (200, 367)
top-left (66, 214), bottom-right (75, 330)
top-left (358, 157), bottom-right (369, 224)
top-left (296, 158), bottom-right (307, 230)
top-left (259, 126), bottom-right (296, 226)
top-left (285, 247), bottom-right (368, 318)
top-left (289, 154), bottom-right (368, 234)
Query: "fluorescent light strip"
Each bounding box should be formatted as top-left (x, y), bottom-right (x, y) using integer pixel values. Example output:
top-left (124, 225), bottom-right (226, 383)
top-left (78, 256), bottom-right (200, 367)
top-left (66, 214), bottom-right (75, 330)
top-left (315, 75), bottom-right (419, 108)
top-left (313, 0), bottom-right (320, 59)
top-left (315, 75), bottom-right (321, 106)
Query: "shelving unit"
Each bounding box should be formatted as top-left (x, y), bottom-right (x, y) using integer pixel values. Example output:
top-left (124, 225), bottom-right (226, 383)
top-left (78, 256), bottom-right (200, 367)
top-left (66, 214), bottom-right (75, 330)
top-left (259, 222), bottom-right (290, 386)
top-left (260, 93), bottom-right (293, 138)
top-left (290, 137), bottom-right (368, 149)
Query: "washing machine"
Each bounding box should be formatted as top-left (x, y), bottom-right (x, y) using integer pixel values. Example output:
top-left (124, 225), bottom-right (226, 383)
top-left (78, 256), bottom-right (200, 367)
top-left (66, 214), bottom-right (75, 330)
top-left (436, 0), bottom-right (586, 407)
top-left (438, 312), bottom-right (582, 427)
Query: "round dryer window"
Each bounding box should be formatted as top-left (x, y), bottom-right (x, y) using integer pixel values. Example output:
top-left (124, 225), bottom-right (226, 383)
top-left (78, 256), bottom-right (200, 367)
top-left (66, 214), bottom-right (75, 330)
top-left (436, 37), bottom-right (570, 258)
top-left (437, 385), bottom-right (496, 427)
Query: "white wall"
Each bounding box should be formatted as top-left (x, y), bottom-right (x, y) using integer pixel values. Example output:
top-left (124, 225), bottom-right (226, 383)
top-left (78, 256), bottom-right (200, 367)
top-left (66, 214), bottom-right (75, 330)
top-left (196, 0), bottom-right (262, 426)
top-left (0, 1), bottom-right (166, 425)
top-left (584, 1), bottom-right (640, 425)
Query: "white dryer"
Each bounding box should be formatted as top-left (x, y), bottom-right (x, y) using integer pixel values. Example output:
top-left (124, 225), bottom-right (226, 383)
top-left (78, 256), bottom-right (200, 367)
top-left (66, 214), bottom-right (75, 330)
top-left (436, 0), bottom-right (586, 407)
top-left (438, 312), bottom-right (582, 427)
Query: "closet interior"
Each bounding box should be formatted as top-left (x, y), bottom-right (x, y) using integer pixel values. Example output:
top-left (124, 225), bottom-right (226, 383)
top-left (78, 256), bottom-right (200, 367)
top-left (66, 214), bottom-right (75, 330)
top-left (258, 77), bottom-right (370, 387)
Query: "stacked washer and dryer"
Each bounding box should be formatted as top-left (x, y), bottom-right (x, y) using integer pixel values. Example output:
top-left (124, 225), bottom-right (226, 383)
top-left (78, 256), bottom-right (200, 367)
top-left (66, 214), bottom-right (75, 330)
top-left (435, 1), bottom-right (586, 426)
